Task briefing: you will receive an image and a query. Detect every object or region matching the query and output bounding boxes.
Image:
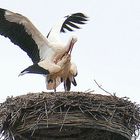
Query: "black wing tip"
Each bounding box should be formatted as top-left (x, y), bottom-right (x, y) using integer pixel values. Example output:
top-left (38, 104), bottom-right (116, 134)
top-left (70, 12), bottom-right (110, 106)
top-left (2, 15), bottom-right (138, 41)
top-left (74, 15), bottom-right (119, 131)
top-left (61, 12), bottom-right (89, 33)
top-left (66, 12), bottom-right (89, 24)
top-left (0, 8), bottom-right (7, 18)
top-left (0, 8), bottom-right (6, 11)
top-left (72, 77), bottom-right (77, 86)
top-left (65, 12), bottom-right (89, 19)
top-left (71, 12), bottom-right (89, 19)
top-left (19, 64), bottom-right (49, 76)
top-left (64, 77), bottom-right (77, 91)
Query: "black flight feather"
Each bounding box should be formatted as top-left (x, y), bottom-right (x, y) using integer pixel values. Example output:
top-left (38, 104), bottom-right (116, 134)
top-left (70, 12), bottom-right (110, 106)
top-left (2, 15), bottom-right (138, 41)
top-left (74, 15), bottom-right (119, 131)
top-left (0, 8), bottom-right (40, 63)
top-left (20, 63), bottom-right (49, 75)
top-left (72, 77), bottom-right (77, 86)
top-left (61, 12), bottom-right (88, 33)
top-left (64, 78), bottom-right (71, 91)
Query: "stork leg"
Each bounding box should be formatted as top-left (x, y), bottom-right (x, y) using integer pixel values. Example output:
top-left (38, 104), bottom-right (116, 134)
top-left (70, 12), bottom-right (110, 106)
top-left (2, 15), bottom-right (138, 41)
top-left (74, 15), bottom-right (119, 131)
top-left (54, 88), bottom-right (56, 93)
top-left (64, 78), bottom-right (71, 92)
top-left (54, 79), bottom-right (57, 93)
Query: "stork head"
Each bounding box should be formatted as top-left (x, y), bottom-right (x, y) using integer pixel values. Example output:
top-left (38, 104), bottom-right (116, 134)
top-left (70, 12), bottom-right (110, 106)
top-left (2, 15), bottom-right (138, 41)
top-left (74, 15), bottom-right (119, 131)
top-left (71, 35), bottom-right (78, 44)
top-left (54, 36), bottom-right (77, 64)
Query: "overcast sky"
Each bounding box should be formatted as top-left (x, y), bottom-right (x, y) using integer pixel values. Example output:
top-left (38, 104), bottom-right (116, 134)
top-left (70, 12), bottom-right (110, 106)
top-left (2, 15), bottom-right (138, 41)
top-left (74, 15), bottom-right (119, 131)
top-left (0, 0), bottom-right (140, 106)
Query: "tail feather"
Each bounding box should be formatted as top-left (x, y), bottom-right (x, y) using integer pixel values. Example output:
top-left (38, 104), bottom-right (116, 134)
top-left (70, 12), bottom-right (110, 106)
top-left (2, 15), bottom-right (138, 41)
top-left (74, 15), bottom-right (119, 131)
top-left (72, 77), bottom-right (77, 86)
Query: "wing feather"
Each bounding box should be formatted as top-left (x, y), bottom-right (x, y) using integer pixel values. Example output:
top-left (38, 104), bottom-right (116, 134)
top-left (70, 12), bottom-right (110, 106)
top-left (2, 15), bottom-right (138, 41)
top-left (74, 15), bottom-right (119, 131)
top-left (47, 12), bottom-right (88, 41)
top-left (61, 12), bottom-right (88, 32)
top-left (0, 8), bottom-right (49, 63)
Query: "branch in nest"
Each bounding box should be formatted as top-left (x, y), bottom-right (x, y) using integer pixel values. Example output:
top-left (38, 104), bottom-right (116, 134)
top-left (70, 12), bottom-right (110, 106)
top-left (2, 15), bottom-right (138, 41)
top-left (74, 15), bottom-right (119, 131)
top-left (94, 80), bottom-right (115, 96)
top-left (44, 102), bottom-right (48, 128)
top-left (59, 106), bottom-right (71, 131)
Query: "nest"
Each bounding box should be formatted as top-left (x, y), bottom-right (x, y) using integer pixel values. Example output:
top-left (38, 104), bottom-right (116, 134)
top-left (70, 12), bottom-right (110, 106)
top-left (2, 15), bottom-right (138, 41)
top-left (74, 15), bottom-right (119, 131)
top-left (0, 92), bottom-right (140, 140)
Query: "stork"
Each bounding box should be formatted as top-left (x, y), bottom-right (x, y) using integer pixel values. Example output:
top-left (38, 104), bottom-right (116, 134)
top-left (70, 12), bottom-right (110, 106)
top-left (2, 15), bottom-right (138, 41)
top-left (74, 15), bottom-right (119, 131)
top-left (0, 8), bottom-right (88, 91)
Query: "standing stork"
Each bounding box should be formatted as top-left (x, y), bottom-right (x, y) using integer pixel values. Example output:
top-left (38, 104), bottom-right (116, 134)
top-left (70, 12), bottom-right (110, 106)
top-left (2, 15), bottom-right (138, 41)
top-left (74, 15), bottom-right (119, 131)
top-left (0, 8), bottom-right (88, 91)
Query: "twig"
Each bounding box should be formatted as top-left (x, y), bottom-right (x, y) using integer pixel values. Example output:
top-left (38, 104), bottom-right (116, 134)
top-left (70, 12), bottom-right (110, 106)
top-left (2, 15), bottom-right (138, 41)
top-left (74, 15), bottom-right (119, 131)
top-left (60, 106), bottom-right (71, 131)
top-left (9, 129), bottom-right (15, 140)
top-left (60, 106), bottom-right (62, 115)
top-left (79, 106), bottom-right (84, 113)
top-left (51, 102), bottom-right (65, 113)
top-left (44, 102), bottom-right (48, 128)
top-left (109, 108), bottom-right (116, 122)
top-left (87, 110), bottom-right (98, 120)
top-left (100, 114), bottom-right (108, 121)
top-left (94, 80), bottom-right (114, 96)
top-left (30, 113), bottom-right (45, 136)
top-left (84, 89), bottom-right (95, 93)
top-left (10, 108), bottom-right (21, 123)
top-left (21, 113), bottom-right (27, 128)
top-left (15, 133), bottom-right (28, 140)
top-left (31, 127), bottom-right (36, 137)
top-left (96, 103), bottom-right (102, 111)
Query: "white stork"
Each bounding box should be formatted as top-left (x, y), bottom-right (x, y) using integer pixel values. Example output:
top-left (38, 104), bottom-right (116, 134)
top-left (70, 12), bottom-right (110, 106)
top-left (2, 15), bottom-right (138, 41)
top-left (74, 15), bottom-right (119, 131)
top-left (0, 8), bottom-right (88, 91)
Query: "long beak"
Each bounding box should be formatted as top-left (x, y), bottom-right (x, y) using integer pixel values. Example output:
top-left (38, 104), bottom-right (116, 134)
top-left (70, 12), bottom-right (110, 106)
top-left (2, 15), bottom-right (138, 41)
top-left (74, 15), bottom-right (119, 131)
top-left (54, 41), bottom-right (75, 64)
top-left (60, 41), bottom-right (74, 60)
top-left (66, 41), bottom-right (74, 55)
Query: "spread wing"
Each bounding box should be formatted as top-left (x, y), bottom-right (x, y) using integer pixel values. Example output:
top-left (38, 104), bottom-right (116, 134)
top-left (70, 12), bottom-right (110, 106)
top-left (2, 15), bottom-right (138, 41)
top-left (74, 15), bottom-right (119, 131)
top-left (47, 12), bottom-right (88, 42)
top-left (0, 8), bottom-right (49, 63)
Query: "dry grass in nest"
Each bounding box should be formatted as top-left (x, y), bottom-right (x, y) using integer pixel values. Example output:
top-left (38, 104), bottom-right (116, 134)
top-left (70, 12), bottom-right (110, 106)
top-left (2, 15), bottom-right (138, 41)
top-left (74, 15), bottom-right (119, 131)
top-left (0, 92), bottom-right (140, 140)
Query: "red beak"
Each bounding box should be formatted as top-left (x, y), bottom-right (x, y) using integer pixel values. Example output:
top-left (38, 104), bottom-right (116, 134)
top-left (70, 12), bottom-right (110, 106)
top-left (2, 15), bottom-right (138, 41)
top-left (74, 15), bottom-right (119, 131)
top-left (66, 40), bottom-right (74, 55)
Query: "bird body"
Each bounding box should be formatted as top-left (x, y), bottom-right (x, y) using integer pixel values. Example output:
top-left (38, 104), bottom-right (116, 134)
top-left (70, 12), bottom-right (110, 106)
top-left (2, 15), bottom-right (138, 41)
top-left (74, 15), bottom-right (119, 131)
top-left (46, 56), bottom-right (77, 91)
top-left (0, 8), bottom-right (88, 91)
top-left (46, 56), bottom-right (71, 90)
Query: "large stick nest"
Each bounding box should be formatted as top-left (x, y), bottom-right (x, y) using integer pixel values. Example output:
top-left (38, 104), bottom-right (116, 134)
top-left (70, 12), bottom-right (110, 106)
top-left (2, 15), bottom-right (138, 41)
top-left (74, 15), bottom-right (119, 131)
top-left (0, 92), bottom-right (140, 140)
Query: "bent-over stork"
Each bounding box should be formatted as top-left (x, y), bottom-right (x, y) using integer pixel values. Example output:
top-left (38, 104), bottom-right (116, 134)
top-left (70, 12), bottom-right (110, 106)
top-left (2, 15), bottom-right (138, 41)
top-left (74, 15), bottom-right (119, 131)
top-left (0, 8), bottom-right (88, 91)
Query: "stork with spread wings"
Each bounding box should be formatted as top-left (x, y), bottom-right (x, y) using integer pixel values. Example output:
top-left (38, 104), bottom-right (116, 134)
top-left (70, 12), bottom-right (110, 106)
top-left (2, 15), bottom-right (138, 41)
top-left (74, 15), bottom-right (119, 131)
top-left (0, 8), bottom-right (88, 92)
